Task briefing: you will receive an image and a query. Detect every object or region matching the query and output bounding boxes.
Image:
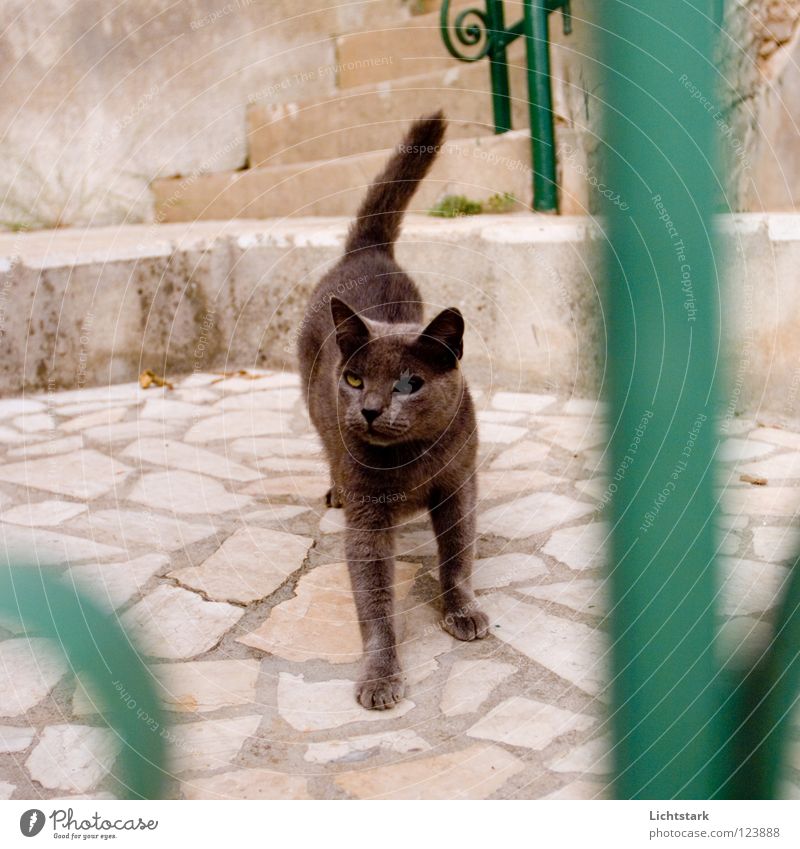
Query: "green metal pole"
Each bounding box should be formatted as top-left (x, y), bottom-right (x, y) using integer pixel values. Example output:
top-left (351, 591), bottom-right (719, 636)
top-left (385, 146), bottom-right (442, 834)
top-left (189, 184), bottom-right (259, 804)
top-left (486, 0), bottom-right (513, 133)
top-left (0, 566), bottom-right (166, 799)
top-left (600, 1), bottom-right (724, 797)
top-left (523, 0), bottom-right (558, 212)
top-left (439, 1), bottom-right (565, 212)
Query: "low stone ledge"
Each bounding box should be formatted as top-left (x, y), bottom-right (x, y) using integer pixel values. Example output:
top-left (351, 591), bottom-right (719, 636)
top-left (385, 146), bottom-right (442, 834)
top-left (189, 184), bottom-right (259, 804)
top-left (0, 213), bottom-right (795, 421)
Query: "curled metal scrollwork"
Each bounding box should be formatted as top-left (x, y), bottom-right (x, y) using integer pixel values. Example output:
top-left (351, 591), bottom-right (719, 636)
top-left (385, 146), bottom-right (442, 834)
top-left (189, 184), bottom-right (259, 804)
top-left (440, 0), bottom-right (492, 63)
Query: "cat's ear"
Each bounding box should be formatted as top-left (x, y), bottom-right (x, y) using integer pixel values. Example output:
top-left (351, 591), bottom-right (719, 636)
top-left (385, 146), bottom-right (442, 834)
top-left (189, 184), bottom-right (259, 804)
top-left (417, 307), bottom-right (464, 366)
top-left (330, 297), bottom-right (370, 356)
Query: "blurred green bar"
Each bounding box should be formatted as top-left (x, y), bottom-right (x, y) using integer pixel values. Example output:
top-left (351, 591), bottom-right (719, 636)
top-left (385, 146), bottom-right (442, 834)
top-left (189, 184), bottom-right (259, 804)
top-left (0, 566), bottom-right (166, 799)
top-left (600, 1), bottom-right (724, 797)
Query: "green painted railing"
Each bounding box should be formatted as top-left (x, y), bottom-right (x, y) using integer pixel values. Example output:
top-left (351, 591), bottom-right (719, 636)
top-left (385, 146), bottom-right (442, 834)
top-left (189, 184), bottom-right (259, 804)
top-left (0, 566), bottom-right (166, 799)
top-left (440, 0), bottom-right (571, 213)
top-left (600, 0), bottom-right (800, 798)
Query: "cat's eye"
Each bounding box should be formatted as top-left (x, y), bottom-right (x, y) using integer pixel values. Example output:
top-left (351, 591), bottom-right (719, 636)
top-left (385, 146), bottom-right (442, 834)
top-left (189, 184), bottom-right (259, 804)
top-left (393, 374), bottom-right (424, 395)
top-left (344, 372), bottom-right (363, 388)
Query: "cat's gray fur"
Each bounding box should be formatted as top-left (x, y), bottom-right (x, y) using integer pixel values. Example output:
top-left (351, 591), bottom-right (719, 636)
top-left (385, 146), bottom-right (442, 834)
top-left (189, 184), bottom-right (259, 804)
top-left (297, 112), bottom-right (489, 710)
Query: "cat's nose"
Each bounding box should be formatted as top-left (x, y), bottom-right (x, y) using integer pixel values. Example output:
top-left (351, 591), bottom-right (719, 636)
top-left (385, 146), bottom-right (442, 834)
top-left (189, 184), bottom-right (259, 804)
top-left (361, 407), bottom-right (381, 424)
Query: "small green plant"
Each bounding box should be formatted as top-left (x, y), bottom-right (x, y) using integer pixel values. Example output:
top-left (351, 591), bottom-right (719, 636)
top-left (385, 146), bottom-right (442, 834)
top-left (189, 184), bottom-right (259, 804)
top-left (428, 192), bottom-right (517, 218)
top-left (0, 220), bottom-right (31, 233)
top-left (0, 135), bottom-right (151, 230)
top-left (485, 191), bottom-right (516, 213)
top-left (428, 195), bottom-right (483, 218)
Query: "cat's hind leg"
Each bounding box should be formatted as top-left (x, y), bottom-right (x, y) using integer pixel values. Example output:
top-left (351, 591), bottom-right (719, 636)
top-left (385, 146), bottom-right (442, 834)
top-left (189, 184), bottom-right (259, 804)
top-left (429, 479), bottom-right (490, 641)
top-left (325, 485), bottom-right (344, 508)
top-left (323, 452), bottom-right (345, 508)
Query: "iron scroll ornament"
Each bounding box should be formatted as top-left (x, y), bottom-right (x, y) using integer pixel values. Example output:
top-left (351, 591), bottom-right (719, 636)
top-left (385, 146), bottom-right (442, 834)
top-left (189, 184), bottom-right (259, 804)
top-left (438, 1), bottom-right (572, 212)
top-left (440, 1), bottom-right (492, 62)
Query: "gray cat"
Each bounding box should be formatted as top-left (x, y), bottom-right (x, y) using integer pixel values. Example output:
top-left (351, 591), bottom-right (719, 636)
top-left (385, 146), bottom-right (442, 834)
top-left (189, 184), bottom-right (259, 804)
top-left (297, 112), bottom-right (489, 710)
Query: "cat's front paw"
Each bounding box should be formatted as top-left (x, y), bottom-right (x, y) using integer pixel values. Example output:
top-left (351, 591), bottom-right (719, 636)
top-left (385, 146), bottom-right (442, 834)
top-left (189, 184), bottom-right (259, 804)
top-left (356, 672), bottom-right (405, 710)
top-left (443, 607), bottom-right (490, 641)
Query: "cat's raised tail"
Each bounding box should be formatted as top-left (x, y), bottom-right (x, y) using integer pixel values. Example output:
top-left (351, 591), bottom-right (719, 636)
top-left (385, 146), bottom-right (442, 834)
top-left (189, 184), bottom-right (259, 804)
top-left (344, 111), bottom-right (447, 256)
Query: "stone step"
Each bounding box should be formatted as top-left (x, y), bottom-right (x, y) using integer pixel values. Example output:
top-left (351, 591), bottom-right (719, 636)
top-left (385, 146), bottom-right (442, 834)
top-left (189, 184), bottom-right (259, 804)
top-left (246, 4), bottom-right (594, 180)
top-left (241, 2), bottom-right (469, 113)
top-left (334, 1), bottom-right (515, 87)
top-left (153, 126), bottom-right (593, 223)
top-left (333, 1), bottom-right (580, 88)
top-left (0, 213), bottom-right (793, 423)
top-left (0, 214), bottom-right (598, 399)
top-left (247, 48), bottom-right (591, 170)
top-left (248, 63), bottom-right (515, 169)
top-left (298, 0), bottom-right (421, 34)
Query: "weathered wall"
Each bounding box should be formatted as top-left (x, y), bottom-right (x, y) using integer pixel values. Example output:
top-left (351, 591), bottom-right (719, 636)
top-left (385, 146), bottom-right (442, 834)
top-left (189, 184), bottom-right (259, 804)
top-left (0, 0), bottom-right (412, 229)
top-left (4, 0), bottom-right (800, 227)
top-left (1, 213), bottom-right (799, 424)
top-left (724, 0), bottom-right (800, 209)
top-left (0, 216), bottom-right (603, 398)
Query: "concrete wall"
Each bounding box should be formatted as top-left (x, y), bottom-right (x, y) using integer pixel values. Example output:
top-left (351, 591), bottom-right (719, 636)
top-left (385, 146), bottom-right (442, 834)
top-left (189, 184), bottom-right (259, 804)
top-left (745, 16), bottom-right (800, 210)
top-left (3, 0), bottom-right (800, 228)
top-left (723, 0), bottom-right (800, 210)
top-left (0, 215), bottom-right (602, 399)
top-left (0, 0), bottom-right (412, 229)
top-left (2, 213), bottom-right (800, 424)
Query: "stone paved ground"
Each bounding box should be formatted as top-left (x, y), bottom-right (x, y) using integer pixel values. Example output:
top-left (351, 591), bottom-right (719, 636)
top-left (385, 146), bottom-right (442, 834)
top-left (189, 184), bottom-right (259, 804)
top-left (0, 369), bottom-right (798, 800)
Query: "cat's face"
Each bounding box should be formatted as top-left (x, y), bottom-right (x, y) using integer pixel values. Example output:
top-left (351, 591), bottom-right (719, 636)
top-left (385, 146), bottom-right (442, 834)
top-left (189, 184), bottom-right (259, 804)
top-left (330, 297), bottom-right (465, 446)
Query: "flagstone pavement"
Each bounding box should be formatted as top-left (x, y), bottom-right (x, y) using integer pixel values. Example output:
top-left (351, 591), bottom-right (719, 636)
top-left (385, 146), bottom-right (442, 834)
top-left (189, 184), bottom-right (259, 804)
top-left (0, 369), bottom-right (798, 800)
